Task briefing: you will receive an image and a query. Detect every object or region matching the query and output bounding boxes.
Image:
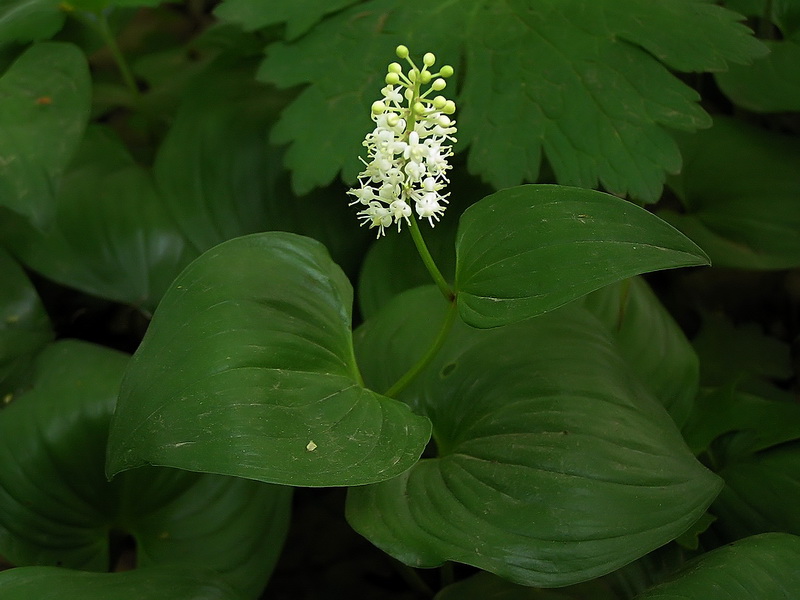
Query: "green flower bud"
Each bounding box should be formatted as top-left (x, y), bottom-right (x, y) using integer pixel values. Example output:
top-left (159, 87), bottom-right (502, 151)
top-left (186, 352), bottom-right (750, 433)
top-left (437, 115), bottom-right (451, 127)
top-left (420, 70), bottom-right (432, 84)
top-left (396, 45), bottom-right (409, 59)
top-left (443, 100), bottom-right (456, 114)
top-left (388, 62), bottom-right (402, 74)
top-left (371, 100), bottom-right (386, 114)
top-left (431, 78), bottom-right (446, 91)
top-left (385, 72), bottom-right (400, 85)
top-left (440, 65), bottom-right (454, 78)
top-left (413, 102), bottom-right (426, 115)
top-left (423, 52), bottom-right (436, 66)
top-left (408, 68), bottom-right (418, 82)
top-left (432, 95), bottom-right (446, 109)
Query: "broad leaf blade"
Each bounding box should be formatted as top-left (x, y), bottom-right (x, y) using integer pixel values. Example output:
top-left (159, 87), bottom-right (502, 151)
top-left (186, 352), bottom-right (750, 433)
top-left (0, 248), bottom-right (52, 396)
top-left (0, 0), bottom-right (65, 47)
top-left (0, 42), bottom-right (90, 227)
top-left (0, 340), bottom-right (290, 599)
top-left (107, 232), bottom-right (430, 487)
top-left (436, 571), bottom-right (621, 600)
top-left (214, 0), bottom-right (360, 39)
top-left (634, 533), bottom-right (800, 599)
top-left (0, 566), bottom-right (241, 600)
top-left (455, 185), bottom-right (709, 328)
top-left (349, 289), bottom-right (721, 586)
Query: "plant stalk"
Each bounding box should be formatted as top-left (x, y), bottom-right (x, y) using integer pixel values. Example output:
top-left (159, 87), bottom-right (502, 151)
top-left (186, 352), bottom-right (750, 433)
top-left (407, 215), bottom-right (454, 302)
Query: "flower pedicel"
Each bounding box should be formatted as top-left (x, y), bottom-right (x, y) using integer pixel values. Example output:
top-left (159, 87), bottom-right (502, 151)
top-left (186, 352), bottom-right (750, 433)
top-left (347, 45), bottom-right (457, 237)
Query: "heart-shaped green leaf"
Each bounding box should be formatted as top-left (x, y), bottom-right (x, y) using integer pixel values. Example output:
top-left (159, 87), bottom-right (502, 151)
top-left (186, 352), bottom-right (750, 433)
top-left (1, 126), bottom-right (194, 312)
top-left (0, 566), bottom-right (241, 600)
top-left (0, 0), bottom-right (65, 47)
top-left (349, 288), bottom-right (721, 586)
top-left (0, 42), bottom-right (90, 227)
top-left (634, 533), bottom-right (800, 599)
top-left (580, 278), bottom-right (699, 427)
top-left (0, 340), bottom-right (291, 599)
top-left (107, 232), bottom-right (431, 487)
top-left (455, 185), bottom-right (709, 328)
top-left (0, 248), bottom-right (52, 396)
top-left (663, 117), bottom-right (800, 269)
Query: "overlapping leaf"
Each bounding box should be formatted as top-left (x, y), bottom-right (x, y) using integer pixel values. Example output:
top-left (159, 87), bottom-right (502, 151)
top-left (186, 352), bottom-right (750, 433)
top-left (0, 0), bottom-right (65, 47)
top-left (107, 232), bottom-right (431, 487)
top-left (0, 566), bottom-right (242, 600)
top-left (255, 0), bottom-right (765, 200)
top-left (0, 42), bottom-right (90, 226)
top-left (0, 249), bottom-right (52, 396)
top-left (1, 126), bottom-right (194, 312)
top-left (634, 534), bottom-right (800, 599)
top-left (455, 185), bottom-right (709, 328)
top-left (663, 117), bottom-right (800, 269)
top-left (214, 0), bottom-right (360, 39)
top-left (0, 340), bottom-right (291, 599)
top-left (580, 278), bottom-right (699, 427)
top-left (350, 287), bottom-right (721, 586)
top-left (435, 571), bottom-right (621, 600)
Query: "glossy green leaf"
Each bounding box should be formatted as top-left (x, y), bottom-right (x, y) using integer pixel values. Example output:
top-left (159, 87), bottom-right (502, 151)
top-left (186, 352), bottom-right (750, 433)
top-left (214, 0), bottom-right (360, 39)
top-left (663, 117), bottom-right (800, 269)
top-left (107, 232), bottom-right (431, 487)
top-left (634, 533), bottom-right (800, 599)
top-left (580, 278), bottom-right (699, 427)
top-left (435, 571), bottom-right (621, 600)
top-left (714, 444), bottom-right (800, 538)
top-left (153, 62), bottom-right (285, 257)
top-left (0, 42), bottom-right (90, 227)
top-left (0, 0), bottom-right (64, 47)
top-left (0, 340), bottom-right (291, 599)
top-left (0, 126), bottom-right (194, 312)
top-left (0, 566), bottom-right (241, 600)
top-left (349, 288), bottom-right (721, 586)
top-left (716, 39), bottom-right (800, 112)
top-left (258, 0), bottom-right (765, 200)
top-left (455, 185), bottom-right (709, 328)
top-left (0, 248), bottom-right (52, 396)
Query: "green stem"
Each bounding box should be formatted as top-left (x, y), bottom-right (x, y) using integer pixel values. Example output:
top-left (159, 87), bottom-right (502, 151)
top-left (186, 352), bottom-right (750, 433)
top-left (384, 298), bottom-right (457, 398)
top-left (408, 215), bottom-right (454, 301)
top-left (96, 11), bottom-right (141, 100)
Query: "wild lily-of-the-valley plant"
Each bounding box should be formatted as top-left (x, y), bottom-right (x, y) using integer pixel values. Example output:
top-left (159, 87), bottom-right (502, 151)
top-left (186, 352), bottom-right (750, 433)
top-left (1, 2), bottom-right (800, 599)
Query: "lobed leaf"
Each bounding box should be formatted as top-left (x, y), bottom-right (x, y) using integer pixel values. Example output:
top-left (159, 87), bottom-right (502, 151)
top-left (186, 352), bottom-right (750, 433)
top-left (107, 232), bottom-right (431, 487)
top-left (454, 185), bottom-right (709, 328)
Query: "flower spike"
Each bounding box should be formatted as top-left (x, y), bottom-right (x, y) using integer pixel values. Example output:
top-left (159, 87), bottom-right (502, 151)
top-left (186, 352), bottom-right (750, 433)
top-left (347, 45), bottom-right (457, 238)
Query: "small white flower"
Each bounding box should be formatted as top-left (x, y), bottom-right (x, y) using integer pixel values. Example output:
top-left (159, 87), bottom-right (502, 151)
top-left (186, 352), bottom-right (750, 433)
top-left (348, 46), bottom-right (457, 237)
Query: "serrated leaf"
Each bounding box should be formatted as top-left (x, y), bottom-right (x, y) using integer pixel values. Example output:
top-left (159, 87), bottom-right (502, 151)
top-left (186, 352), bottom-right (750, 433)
top-left (0, 0), bottom-right (65, 47)
top-left (107, 232), bottom-right (431, 487)
top-left (580, 278), bottom-right (699, 427)
top-left (0, 340), bottom-right (291, 599)
top-left (349, 289), bottom-right (721, 586)
top-left (634, 533), bottom-right (800, 599)
top-left (662, 117), bottom-right (800, 269)
top-left (0, 248), bottom-right (52, 396)
top-left (214, 0), bottom-right (360, 39)
top-left (0, 42), bottom-right (90, 227)
top-left (716, 39), bottom-right (800, 112)
top-left (0, 566), bottom-right (242, 600)
top-left (258, 0), bottom-right (765, 201)
top-left (454, 185), bottom-right (709, 328)
top-left (0, 126), bottom-right (194, 312)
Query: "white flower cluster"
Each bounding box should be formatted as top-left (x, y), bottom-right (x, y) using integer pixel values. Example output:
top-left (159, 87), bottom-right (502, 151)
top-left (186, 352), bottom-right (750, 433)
top-left (348, 45), bottom-right (457, 237)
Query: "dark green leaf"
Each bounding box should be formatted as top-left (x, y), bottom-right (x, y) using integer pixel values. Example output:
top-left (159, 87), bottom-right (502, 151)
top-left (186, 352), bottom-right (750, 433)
top-left (0, 340), bottom-right (291, 599)
top-left (107, 232), bottom-right (431, 487)
top-left (634, 533), bottom-right (800, 599)
top-left (0, 566), bottom-right (242, 600)
top-left (716, 39), bottom-right (800, 112)
top-left (1, 126), bottom-right (194, 312)
top-left (455, 185), bottom-right (709, 328)
top-left (0, 42), bottom-right (90, 227)
top-left (349, 289), bottom-right (721, 586)
top-left (214, 0), bottom-right (360, 39)
top-left (580, 278), bottom-right (699, 427)
top-left (435, 571), bottom-right (621, 600)
top-left (258, 0), bottom-right (765, 200)
top-left (714, 444), bottom-right (800, 538)
top-left (0, 248), bottom-right (52, 396)
top-left (663, 117), bottom-right (800, 269)
top-left (0, 0), bottom-right (64, 47)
